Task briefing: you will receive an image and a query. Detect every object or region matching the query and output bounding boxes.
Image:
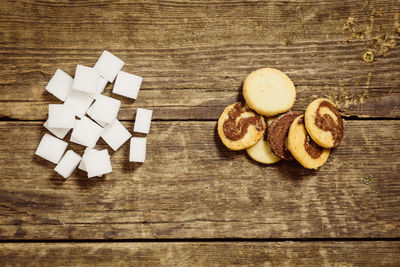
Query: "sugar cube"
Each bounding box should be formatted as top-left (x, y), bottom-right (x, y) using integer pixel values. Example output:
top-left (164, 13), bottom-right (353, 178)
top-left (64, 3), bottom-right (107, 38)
top-left (96, 76), bottom-right (108, 95)
top-left (70, 135), bottom-right (85, 146)
top-left (78, 148), bottom-right (90, 171)
top-left (113, 71), bottom-right (142, 99)
top-left (86, 104), bottom-right (107, 127)
top-left (71, 116), bottom-right (103, 148)
top-left (88, 95), bottom-right (120, 125)
top-left (78, 160), bottom-right (86, 171)
top-left (43, 120), bottom-right (72, 139)
top-left (45, 69), bottom-right (73, 101)
top-left (54, 150), bottom-right (81, 178)
top-left (35, 134), bottom-right (68, 164)
top-left (129, 137), bottom-right (146, 162)
top-left (133, 108), bottom-right (153, 134)
top-left (64, 90), bottom-right (94, 118)
top-left (47, 104), bottom-right (76, 128)
top-left (83, 149), bottom-right (112, 178)
top-left (72, 65), bottom-right (100, 94)
top-left (94, 50), bottom-right (125, 82)
top-left (90, 76), bottom-right (108, 98)
top-left (101, 120), bottom-right (132, 151)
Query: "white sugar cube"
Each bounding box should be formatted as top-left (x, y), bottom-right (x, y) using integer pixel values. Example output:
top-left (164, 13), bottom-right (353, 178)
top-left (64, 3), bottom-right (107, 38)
top-left (44, 120), bottom-right (72, 139)
top-left (78, 148), bottom-right (90, 171)
top-left (83, 149), bottom-right (112, 178)
top-left (89, 76), bottom-right (108, 98)
top-left (78, 149), bottom-right (100, 177)
top-left (97, 76), bottom-right (108, 93)
top-left (113, 71), bottom-right (142, 99)
top-left (94, 50), bottom-right (125, 82)
top-left (70, 135), bottom-right (85, 146)
top-left (88, 95), bottom-right (120, 125)
top-left (101, 120), bottom-right (132, 151)
top-left (133, 108), bottom-right (153, 134)
top-left (54, 150), bottom-right (81, 178)
top-left (64, 90), bottom-right (94, 118)
top-left (86, 103), bottom-right (94, 116)
top-left (78, 160), bottom-right (86, 171)
top-left (129, 137), bottom-right (146, 162)
top-left (45, 69), bottom-right (73, 101)
top-left (72, 65), bottom-right (100, 94)
top-left (71, 116), bottom-right (103, 148)
top-left (35, 134), bottom-right (68, 164)
top-left (48, 104), bottom-right (76, 128)
top-left (87, 104), bottom-right (107, 127)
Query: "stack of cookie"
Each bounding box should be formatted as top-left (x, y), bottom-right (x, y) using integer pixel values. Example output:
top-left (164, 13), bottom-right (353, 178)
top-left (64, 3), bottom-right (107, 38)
top-left (217, 68), bottom-right (344, 169)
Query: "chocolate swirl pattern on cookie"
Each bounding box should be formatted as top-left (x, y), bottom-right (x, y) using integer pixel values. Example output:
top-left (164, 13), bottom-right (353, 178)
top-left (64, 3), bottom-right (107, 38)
top-left (288, 115), bottom-right (330, 169)
top-left (304, 135), bottom-right (323, 159)
top-left (298, 116), bottom-right (324, 159)
top-left (217, 102), bottom-right (266, 151)
top-left (315, 101), bottom-right (344, 146)
top-left (223, 103), bottom-right (264, 141)
top-left (305, 98), bottom-right (344, 148)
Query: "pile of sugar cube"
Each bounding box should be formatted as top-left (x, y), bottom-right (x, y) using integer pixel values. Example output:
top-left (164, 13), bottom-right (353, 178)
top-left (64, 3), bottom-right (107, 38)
top-left (35, 50), bottom-right (152, 178)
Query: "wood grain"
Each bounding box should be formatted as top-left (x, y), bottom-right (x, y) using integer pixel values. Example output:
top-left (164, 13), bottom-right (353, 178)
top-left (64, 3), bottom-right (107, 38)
top-left (1, 242), bottom-right (400, 266)
top-left (0, 120), bottom-right (398, 239)
top-left (1, 0), bottom-right (400, 263)
top-left (0, 0), bottom-right (399, 120)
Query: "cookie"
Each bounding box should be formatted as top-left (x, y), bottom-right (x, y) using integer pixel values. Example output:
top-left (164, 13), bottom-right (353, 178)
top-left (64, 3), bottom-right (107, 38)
top-left (305, 98), bottom-right (344, 148)
top-left (218, 102), bottom-right (266, 150)
top-left (243, 68), bottom-right (296, 116)
top-left (268, 111), bottom-right (303, 160)
top-left (287, 115), bottom-right (330, 169)
top-left (246, 117), bottom-right (280, 164)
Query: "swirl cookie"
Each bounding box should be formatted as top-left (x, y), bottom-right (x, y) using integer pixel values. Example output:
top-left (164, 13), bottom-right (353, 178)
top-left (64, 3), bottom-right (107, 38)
top-left (218, 102), bottom-right (266, 150)
top-left (243, 68), bottom-right (296, 116)
top-left (305, 98), bottom-right (344, 148)
top-left (267, 111), bottom-right (303, 160)
top-left (246, 117), bottom-right (280, 164)
top-left (288, 115), bottom-right (330, 169)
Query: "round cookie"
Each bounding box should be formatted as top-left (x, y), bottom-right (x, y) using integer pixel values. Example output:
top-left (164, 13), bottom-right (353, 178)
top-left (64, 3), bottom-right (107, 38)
top-left (218, 102), bottom-right (266, 150)
top-left (287, 115), bottom-right (330, 169)
top-left (243, 68), bottom-right (296, 116)
top-left (267, 111), bottom-right (303, 160)
top-left (305, 98), bottom-right (344, 148)
top-left (246, 117), bottom-right (280, 164)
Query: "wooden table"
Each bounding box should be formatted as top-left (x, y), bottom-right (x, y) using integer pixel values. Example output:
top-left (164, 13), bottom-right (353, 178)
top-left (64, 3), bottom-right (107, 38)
top-left (1, 0), bottom-right (399, 265)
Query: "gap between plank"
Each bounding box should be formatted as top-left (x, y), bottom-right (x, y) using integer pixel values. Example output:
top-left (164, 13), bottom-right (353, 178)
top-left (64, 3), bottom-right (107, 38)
top-left (0, 117), bottom-right (399, 122)
top-left (0, 238), bottom-right (400, 243)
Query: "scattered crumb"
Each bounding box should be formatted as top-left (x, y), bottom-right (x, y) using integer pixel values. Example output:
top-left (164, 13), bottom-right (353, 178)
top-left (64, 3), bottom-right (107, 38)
top-left (363, 174), bottom-right (374, 185)
top-left (342, 16), bottom-right (355, 32)
top-left (368, 34), bottom-right (397, 57)
top-left (325, 86), bottom-right (367, 112)
top-left (283, 40), bottom-right (293, 46)
top-left (341, 9), bottom-right (399, 61)
top-left (365, 12), bottom-right (375, 38)
top-left (376, 9), bottom-right (384, 17)
top-left (366, 72), bottom-right (372, 89)
top-left (362, 51), bottom-right (374, 62)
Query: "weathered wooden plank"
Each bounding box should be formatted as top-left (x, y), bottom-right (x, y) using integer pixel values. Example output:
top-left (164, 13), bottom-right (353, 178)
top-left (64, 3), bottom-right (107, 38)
top-left (0, 0), bottom-right (398, 47)
top-left (0, 121), bottom-right (399, 239)
top-left (0, 0), bottom-right (399, 119)
top-left (1, 242), bottom-right (400, 266)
